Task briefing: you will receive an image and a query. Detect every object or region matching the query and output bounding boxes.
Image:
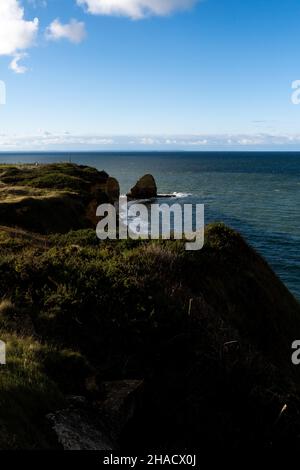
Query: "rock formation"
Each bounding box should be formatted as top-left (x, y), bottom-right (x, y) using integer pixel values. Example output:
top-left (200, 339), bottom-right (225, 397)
top-left (47, 381), bottom-right (143, 450)
top-left (127, 174), bottom-right (157, 200)
top-left (106, 177), bottom-right (120, 202)
top-left (0, 163), bottom-right (120, 234)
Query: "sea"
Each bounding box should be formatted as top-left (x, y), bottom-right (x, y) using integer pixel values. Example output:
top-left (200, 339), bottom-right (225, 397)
top-left (0, 151), bottom-right (299, 300)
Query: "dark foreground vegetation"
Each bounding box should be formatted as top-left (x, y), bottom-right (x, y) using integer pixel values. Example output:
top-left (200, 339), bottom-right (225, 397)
top-left (0, 164), bottom-right (299, 450)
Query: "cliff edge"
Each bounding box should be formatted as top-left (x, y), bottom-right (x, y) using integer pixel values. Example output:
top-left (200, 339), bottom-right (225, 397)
top-left (0, 163), bottom-right (120, 234)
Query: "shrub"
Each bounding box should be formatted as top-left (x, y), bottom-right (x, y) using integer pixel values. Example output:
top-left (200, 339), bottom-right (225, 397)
top-left (0, 299), bottom-right (15, 317)
top-left (0, 333), bottom-right (64, 449)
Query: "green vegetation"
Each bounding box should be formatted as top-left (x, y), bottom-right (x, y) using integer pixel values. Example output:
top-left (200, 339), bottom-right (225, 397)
top-left (0, 222), bottom-right (299, 449)
top-left (0, 332), bottom-right (63, 449)
top-left (0, 164), bottom-right (299, 449)
top-left (0, 163), bottom-right (107, 193)
top-left (0, 163), bottom-right (118, 234)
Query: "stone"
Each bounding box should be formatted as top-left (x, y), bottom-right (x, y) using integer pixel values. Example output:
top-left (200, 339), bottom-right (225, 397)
top-left (47, 380), bottom-right (144, 450)
top-left (47, 398), bottom-right (113, 450)
top-left (106, 177), bottom-right (120, 202)
top-left (127, 174), bottom-right (157, 200)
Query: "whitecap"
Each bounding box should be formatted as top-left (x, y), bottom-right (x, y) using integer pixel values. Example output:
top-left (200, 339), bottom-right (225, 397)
top-left (172, 192), bottom-right (192, 198)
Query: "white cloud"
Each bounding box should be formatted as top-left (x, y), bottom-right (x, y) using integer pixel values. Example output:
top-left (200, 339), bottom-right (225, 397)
top-left (0, 133), bottom-right (115, 150)
top-left (140, 137), bottom-right (160, 145)
top-left (9, 52), bottom-right (28, 73)
top-left (0, 0), bottom-right (38, 56)
top-left (77, 0), bottom-right (199, 19)
top-left (2, 133), bottom-right (300, 151)
top-left (46, 19), bottom-right (86, 44)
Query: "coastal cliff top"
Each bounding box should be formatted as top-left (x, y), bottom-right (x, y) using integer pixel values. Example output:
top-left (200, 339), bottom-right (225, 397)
top-left (0, 163), bottom-right (109, 195)
top-left (0, 163), bottom-right (119, 234)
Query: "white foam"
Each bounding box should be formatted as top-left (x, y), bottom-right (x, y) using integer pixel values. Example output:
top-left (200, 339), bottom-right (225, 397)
top-left (172, 192), bottom-right (192, 198)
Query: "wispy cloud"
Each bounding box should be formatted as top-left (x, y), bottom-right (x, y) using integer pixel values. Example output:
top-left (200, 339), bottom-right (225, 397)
top-left (46, 19), bottom-right (86, 44)
top-left (9, 52), bottom-right (29, 74)
top-left (77, 0), bottom-right (199, 19)
top-left (1, 133), bottom-right (300, 151)
top-left (1, 0), bottom-right (198, 74)
top-left (0, 132), bottom-right (115, 150)
top-left (0, 0), bottom-right (38, 73)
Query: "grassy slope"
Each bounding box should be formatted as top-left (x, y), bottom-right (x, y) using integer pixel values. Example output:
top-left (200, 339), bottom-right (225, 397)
top-left (0, 223), bottom-right (299, 448)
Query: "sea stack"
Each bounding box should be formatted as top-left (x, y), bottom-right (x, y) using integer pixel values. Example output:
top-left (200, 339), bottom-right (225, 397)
top-left (127, 174), bottom-right (157, 200)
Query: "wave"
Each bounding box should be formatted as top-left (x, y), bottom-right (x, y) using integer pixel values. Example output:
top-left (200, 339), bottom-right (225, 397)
top-left (155, 192), bottom-right (192, 199)
top-left (171, 192), bottom-right (192, 198)
top-left (119, 192), bottom-right (192, 202)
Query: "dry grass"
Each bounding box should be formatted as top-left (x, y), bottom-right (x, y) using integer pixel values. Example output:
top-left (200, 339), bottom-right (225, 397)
top-left (0, 185), bottom-right (76, 203)
top-left (0, 299), bottom-right (15, 317)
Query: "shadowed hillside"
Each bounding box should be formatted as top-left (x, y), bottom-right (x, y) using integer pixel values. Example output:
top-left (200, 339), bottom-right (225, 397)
top-left (0, 215), bottom-right (299, 449)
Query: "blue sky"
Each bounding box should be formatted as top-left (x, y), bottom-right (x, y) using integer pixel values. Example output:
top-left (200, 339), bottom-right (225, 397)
top-left (1, 0), bottom-right (300, 150)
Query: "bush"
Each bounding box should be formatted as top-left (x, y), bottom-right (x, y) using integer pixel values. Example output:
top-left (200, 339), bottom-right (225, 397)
top-left (0, 299), bottom-right (15, 317)
top-left (0, 223), bottom-right (299, 448)
top-left (0, 333), bottom-right (64, 449)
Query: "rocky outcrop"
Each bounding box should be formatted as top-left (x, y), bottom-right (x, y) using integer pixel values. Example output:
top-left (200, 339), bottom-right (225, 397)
top-left (87, 176), bottom-right (120, 227)
top-left (127, 174), bottom-right (157, 200)
top-left (0, 163), bottom-right (120, 234)
top-left (98, 380), bottom-right (144, 442)
top-left (47, 381), bottom-right (143, 450)
top-left (106, 177), bottom-right (120, 202)
top-left (47, 396), bottom-right (114, 450)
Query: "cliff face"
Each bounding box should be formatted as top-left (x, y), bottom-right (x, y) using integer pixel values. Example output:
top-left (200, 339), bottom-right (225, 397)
top-left (0, 164), bottom-right (120, 234)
